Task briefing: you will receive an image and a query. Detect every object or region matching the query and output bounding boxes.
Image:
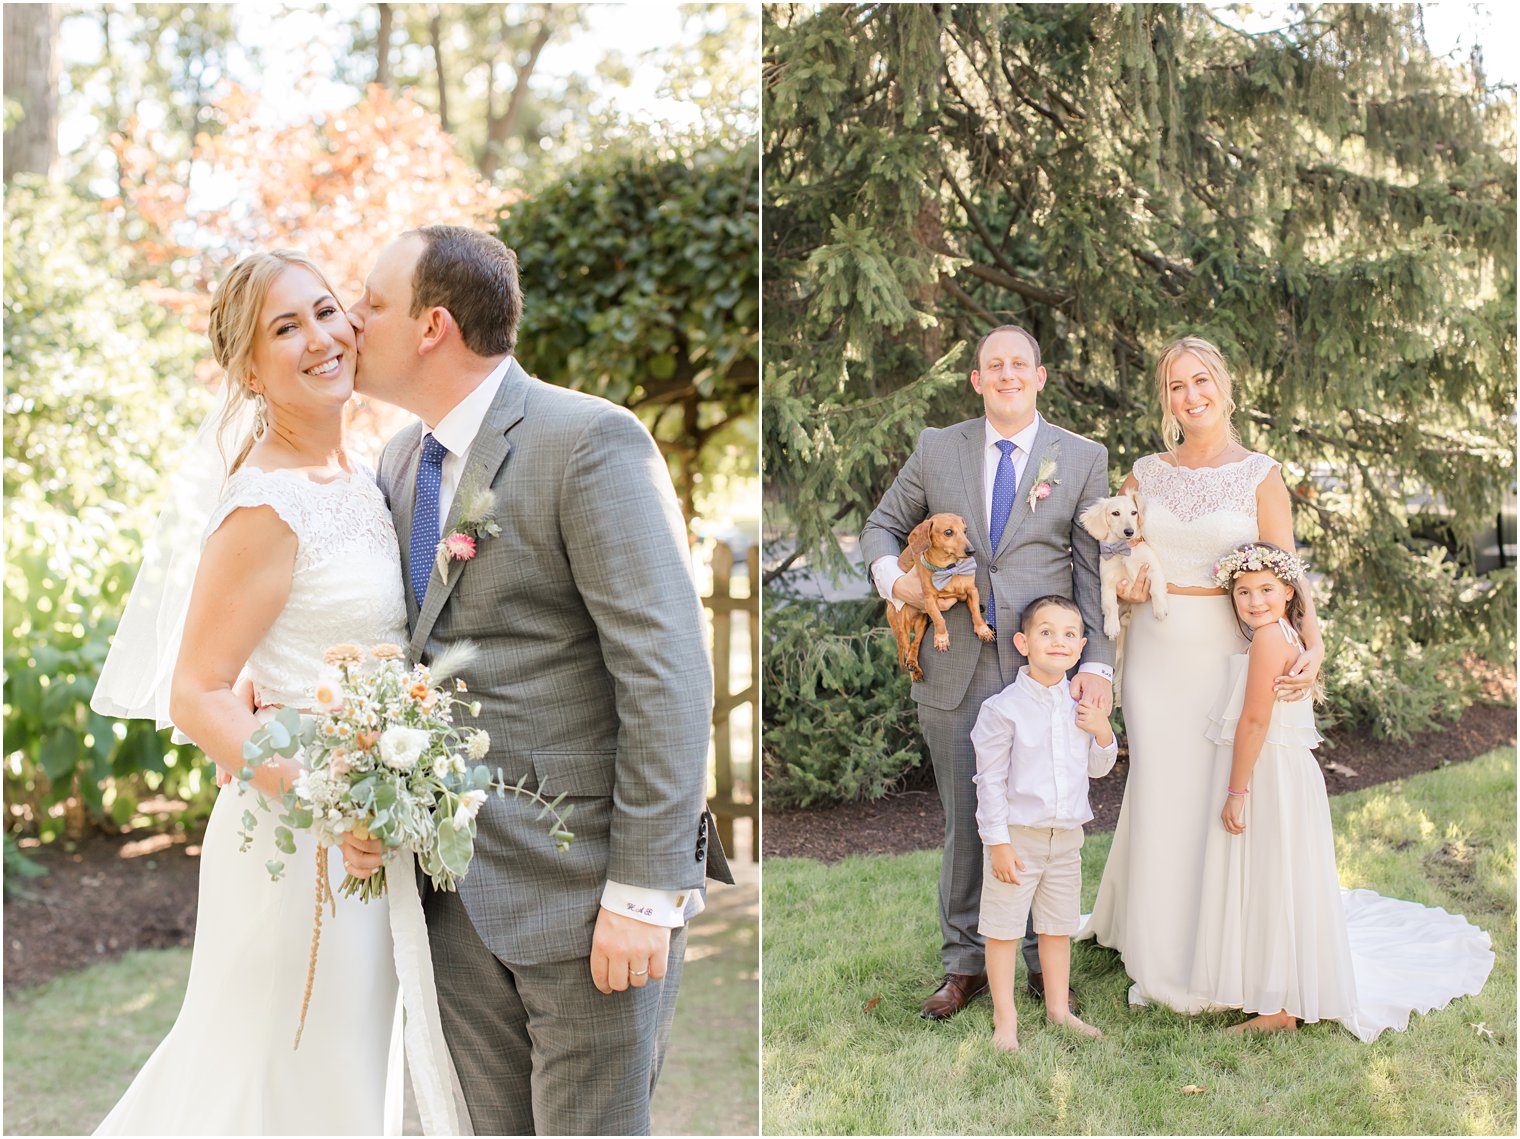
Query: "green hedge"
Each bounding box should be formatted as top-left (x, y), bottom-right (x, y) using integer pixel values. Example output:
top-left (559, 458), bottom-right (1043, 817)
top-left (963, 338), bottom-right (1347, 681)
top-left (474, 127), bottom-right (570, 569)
top-left (761, 592), bottom-right (926, 808)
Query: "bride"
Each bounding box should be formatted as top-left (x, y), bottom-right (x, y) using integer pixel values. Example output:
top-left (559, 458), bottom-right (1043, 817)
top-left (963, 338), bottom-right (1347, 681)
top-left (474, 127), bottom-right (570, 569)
top-left (91, 251), bottom-right (416, 1135)
top-left (1081, 335), bottom-right (1493, 1037)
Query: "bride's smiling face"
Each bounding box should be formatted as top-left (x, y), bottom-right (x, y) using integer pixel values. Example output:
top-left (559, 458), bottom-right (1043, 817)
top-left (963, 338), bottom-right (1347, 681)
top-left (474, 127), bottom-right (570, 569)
top-left (248, 266), bottom-right (356, 412)
top-left (1165, 351), bottom-right (1225, 435)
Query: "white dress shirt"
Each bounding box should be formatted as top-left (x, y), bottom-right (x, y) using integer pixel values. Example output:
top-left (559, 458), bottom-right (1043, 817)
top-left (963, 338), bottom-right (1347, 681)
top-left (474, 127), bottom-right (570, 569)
top-left (421, 357), bottom-right (697, 928)
top-left (869, 414), bottom-right (1112, 681)
top-left (971, 667), bottom-right (1118, 844)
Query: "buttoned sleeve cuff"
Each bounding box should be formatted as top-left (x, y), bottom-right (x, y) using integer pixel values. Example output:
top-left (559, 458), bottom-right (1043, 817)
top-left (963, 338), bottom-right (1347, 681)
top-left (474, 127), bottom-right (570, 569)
top-left (871, 556), bottom-right (908, 611)
top-left (600, 880), bottom-right (701, 928)
top-left (979, 825), bottom-right (1012, 848)
top-left (1078, 661), bottom-right (1114, 682)
top-left (1088, 734), bottom-right (1119, 778)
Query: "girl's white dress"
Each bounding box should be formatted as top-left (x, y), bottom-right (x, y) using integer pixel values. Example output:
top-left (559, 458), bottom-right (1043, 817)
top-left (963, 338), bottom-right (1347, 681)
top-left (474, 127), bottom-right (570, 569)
top-left (95, 467), bottom-right (410, 1135)
top-left (1188, 619), bottom-right (1494, 1041)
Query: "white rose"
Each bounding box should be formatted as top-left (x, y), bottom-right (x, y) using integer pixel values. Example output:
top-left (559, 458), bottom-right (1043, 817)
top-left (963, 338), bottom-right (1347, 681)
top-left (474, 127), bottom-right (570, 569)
top-left (452, 789), bottom-right (489, 827)
top-left (379, 726), bottom-right (430, 772)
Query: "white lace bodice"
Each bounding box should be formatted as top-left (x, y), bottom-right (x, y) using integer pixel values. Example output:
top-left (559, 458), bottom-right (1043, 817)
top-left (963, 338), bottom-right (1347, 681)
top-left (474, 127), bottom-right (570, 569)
top-left (1134, 452), bottom-right (1280, 587)
top-left (204, 466), bottom-right (408, 707)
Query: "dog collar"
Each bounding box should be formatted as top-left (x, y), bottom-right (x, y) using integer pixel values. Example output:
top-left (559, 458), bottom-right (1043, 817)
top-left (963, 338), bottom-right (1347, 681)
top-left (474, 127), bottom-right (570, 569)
top-left (921, 554), bottom-right (977, 590)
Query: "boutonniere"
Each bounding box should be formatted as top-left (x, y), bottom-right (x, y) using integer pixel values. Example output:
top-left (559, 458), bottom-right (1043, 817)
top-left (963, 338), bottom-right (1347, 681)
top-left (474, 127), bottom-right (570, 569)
top-left (434, 485), bottom-right (502, 579)
top-left (1027, 450), bottom-right (1060, 512)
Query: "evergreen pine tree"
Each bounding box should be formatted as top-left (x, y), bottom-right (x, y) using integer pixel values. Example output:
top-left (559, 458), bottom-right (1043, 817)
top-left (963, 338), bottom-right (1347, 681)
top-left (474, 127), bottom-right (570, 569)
top-left (763, 3), bottom-right (1515, 738)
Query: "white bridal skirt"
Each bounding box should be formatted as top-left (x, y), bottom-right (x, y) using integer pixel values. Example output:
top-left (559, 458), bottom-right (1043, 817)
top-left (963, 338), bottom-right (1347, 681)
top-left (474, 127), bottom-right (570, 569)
top-left (1081, 594), bottom-right (1245, 1010)
top-left (95, 779), bottom-right (404, 1136)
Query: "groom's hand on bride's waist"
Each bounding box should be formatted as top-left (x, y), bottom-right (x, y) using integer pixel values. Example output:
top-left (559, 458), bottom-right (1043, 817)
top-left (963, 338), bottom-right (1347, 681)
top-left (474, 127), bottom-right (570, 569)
top-left (590, 908), bottom-right (672, 995)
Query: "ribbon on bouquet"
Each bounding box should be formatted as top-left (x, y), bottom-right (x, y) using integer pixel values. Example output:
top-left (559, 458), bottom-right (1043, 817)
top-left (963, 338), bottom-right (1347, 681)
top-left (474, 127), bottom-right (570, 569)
top-left (389, 854), bottom-right (475, 1137)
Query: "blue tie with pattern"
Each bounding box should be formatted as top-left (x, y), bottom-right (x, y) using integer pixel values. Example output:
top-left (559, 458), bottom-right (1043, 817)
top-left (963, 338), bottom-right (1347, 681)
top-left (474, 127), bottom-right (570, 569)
top-left (410, 433), bottom-right (449, 607)
top-left (985, 438), bottom-right (1019, 633)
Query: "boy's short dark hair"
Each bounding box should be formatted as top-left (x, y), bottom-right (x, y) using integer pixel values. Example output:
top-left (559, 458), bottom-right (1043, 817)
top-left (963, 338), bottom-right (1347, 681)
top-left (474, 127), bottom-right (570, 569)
top-left (1020, 594), bottom-right (1083, 633)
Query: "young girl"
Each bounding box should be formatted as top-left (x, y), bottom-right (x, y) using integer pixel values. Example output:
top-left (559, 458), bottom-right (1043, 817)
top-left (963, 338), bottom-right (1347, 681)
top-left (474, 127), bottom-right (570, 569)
top-left (1186, 542), bottom-right (1495, 1041)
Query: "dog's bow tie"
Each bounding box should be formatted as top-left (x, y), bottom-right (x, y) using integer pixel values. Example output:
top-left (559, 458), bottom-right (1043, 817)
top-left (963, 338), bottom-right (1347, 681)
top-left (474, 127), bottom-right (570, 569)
top-left (1100, 540), bottom-right (1135, 559)
top-left (924, 555), bottom-right (978, 590)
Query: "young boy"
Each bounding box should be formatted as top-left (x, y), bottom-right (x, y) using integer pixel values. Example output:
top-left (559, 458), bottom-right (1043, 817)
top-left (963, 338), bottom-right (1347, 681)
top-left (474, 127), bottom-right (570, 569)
top-left (970, 594), bottom-right (1116, 1051)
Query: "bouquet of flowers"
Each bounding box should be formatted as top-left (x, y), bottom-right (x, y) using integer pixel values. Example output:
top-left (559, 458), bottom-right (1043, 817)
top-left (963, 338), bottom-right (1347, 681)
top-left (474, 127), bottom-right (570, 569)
top-left (236, 639), bottom-right (572, 1046)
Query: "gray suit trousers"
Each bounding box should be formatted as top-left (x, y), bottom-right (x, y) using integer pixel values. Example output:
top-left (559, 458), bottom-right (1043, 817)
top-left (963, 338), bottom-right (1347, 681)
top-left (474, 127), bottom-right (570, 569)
top-left (425, 887), bottom-right (686, 1136)
top-left (917, 641), bottom-right (1041, 977)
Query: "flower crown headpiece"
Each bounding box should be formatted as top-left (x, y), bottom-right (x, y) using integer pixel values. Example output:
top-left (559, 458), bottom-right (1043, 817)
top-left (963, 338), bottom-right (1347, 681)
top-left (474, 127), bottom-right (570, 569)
top-left (1211, 544), bottom-right (1307, 590)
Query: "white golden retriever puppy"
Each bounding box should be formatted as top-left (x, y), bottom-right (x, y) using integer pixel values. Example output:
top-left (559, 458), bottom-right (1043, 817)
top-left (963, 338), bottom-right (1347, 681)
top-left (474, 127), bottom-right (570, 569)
top-left (1079, 492), bottom-right (1169, 642)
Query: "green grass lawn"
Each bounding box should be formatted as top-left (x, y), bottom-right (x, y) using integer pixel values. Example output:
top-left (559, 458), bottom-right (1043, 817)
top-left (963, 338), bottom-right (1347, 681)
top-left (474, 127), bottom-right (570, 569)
top-left (762, 747), bottom-right (1517, 1136)
top-left (3, 867), bottom-right (759, 1136)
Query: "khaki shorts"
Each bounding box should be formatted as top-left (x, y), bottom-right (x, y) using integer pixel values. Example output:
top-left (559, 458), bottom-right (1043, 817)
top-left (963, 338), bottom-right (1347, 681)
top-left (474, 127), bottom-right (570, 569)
top-left (979, 824), bottom-right (1084, 939)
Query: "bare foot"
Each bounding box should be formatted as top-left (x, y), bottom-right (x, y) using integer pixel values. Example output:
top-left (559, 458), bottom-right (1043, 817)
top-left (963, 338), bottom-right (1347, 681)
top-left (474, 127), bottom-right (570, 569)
top-left (992, 1017), bottom-right (1020, 1053)
top-left (1048, 1011), bottom-right (1103, 1039)
top-left (1225, 1011), bottom-right (1298, 1036)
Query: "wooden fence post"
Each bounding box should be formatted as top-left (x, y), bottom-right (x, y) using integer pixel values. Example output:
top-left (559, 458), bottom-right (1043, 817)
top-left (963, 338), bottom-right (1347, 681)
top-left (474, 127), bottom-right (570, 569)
top-left (703, 541), bottom-right (758, 859)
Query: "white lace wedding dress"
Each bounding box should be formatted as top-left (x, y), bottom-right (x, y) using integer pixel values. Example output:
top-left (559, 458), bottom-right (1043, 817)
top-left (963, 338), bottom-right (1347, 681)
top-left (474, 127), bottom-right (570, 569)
top-left (96, 465), bottom-right (409, 1136)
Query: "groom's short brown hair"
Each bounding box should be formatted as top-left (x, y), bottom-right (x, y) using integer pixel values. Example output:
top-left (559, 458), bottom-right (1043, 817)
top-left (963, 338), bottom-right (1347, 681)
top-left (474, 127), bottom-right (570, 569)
top-left (407, 225), bottom-right (522, 357)
top-left (975, 324), bottom-right (1042, 370)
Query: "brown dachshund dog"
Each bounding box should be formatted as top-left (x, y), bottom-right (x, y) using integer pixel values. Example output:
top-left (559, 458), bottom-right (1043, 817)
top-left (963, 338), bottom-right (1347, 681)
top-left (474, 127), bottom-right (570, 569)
top-left (887, 513), bottom-right (996, 681)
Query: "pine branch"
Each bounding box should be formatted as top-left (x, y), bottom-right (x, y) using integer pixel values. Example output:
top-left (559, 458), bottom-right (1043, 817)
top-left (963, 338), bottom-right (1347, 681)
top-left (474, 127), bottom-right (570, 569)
top-left (954, 259), bottom-right (1073, 309)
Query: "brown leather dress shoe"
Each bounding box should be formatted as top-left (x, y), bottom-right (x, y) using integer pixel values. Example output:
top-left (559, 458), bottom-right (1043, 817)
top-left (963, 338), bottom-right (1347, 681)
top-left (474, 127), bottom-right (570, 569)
top-left (920, 972), bottom-right (989, 1020)
top-left (1026, 971), bottom-right (1081, 1015)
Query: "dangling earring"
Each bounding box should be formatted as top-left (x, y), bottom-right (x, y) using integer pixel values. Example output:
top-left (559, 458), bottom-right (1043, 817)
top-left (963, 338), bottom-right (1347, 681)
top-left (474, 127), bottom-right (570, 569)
top-left (251, 389), bottom-right (268, 436)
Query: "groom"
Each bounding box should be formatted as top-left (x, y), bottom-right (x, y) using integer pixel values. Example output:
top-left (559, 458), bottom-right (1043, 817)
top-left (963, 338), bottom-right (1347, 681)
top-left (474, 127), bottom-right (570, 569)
top-left (859, 325), bottom-right (1113, 1020)
top-left (345, 225), bottom-right (714, 1135)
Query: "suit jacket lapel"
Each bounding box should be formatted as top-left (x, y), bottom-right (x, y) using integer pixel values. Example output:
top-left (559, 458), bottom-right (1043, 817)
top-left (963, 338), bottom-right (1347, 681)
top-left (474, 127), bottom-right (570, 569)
top-left (993, 418), bottom-right (1060, 562)
top-left (408, 360), bottom-right (530, 660)
top-left (958, 419), bottom-right (992, 559)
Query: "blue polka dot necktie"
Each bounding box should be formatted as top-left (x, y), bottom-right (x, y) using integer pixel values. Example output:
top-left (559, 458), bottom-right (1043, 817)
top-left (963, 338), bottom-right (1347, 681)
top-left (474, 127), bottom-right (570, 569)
top-left (410, 433), bottom-right (449, 607)
top-left (985, 439), bottom-right (1019, 634)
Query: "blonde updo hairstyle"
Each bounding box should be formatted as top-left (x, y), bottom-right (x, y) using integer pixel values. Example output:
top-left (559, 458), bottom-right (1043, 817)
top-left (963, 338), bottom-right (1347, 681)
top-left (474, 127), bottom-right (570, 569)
top-left (1154, 335), bottom-right (1241, 453)
top-left (207, 250), bottom-right (342, 477)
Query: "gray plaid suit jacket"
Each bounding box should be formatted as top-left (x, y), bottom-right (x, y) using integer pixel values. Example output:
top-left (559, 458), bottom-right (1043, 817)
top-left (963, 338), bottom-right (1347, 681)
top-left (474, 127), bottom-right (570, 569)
top-left (859, 414), bottom-right (1114, 710)
top-left (377, 359), bottom-right (714, 965)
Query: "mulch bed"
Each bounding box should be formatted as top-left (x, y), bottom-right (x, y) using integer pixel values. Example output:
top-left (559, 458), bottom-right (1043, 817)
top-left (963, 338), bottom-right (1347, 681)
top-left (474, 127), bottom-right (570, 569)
top-left (6, 694), bottom-right (1515, 992)
top-left (763, 700), bottom-right (1517, 863)
top-left (5, 812), bottom-right (205, 992)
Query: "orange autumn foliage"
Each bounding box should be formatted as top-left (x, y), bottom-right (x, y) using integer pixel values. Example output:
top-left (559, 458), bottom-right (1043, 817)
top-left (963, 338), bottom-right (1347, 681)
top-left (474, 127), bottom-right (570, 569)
top-left (116, 83), bottom-right (508, 308)
top-left (114, 84), bottom-right (510, 452)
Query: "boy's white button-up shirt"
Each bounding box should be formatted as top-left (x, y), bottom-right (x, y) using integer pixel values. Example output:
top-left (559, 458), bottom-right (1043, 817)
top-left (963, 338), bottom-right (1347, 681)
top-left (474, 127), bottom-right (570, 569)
top-left (971, 667), bottom-right (1118, 845)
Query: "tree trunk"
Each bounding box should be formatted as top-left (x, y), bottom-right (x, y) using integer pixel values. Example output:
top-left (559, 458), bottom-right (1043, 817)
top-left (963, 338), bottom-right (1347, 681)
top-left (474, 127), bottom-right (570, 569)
top-left (101, 6), bottom-right (124, 190)
top-left (429, 7), bottom-right (449, 132)
top-left (479, 20), bottom-right (552, 180)
top-left (375, 3), bottom-right (393, 89)
top-left (3, 4), bottom-right (60, 181)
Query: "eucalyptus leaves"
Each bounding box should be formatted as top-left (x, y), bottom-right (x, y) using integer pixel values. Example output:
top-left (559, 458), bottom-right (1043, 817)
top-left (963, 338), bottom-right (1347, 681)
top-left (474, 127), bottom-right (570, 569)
top-left (238, 642), bottom-right (574, 898)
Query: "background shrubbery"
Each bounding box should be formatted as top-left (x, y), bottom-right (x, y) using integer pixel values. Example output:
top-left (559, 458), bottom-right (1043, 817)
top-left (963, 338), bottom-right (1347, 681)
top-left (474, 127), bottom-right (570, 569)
top-left (760, 594), bottom-right (925, 808)
top-left (4, 181), bottom-right (214, 845)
